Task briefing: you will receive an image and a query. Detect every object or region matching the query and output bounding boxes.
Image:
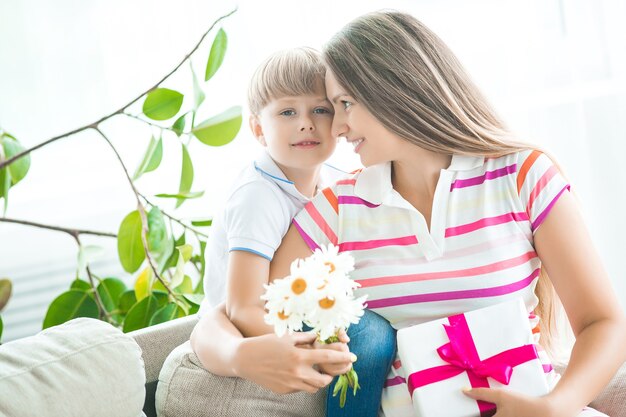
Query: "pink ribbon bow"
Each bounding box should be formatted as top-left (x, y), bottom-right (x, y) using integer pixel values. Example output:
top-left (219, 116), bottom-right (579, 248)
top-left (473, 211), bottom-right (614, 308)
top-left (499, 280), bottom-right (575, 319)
top-left (407, 313), bottom-right (539, 417)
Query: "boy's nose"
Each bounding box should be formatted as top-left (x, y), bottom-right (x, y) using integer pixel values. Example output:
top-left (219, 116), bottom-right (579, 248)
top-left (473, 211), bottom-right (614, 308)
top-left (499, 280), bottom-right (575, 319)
top-left (300, 125), bottom-right (314, 132)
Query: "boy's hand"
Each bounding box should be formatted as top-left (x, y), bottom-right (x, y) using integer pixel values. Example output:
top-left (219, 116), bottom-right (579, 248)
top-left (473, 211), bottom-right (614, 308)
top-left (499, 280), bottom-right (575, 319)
top-left (314, 329), bottom-right (355, 376)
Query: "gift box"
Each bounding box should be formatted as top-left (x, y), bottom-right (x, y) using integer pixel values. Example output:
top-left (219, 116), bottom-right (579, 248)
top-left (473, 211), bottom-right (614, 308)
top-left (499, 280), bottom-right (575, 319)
top-left (396, 298), bottom-right (549, 417)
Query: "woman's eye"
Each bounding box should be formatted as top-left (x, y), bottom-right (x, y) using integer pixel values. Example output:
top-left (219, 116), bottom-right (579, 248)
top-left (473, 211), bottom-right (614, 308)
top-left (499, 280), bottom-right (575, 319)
top-left (342, 100), bottom-right (353, 110)
top-left (313, 107), bottom-right (332, 114)
top-left (280, 110), bottom-right (296, 116)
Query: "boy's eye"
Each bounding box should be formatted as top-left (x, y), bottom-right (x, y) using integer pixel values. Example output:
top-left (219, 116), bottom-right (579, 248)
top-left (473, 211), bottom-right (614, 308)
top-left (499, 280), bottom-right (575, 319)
top-left (313, 107), bottom-right (332, 114)
top-left (280, 110), bottom-right (296, 116)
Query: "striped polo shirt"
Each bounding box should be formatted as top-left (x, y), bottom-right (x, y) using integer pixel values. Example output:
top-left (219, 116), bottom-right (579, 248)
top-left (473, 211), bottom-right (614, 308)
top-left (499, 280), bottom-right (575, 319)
top-left (293, 150), bottom-right (569, 417)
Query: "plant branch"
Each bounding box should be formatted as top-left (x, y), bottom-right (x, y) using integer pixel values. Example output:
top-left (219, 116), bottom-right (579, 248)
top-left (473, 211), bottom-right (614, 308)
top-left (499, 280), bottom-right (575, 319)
top-left (0, 217), bottom-right (117, 238)
top-left (138, 193), bottom-right (208, 238)
top-left (0, 7), bottom-right (237, 171)
top-left (72, 234), bottom-right (112, 323)
top-left (122, 112), bottom-right (177, 134)
top-left (93, 127), bottom-right (176, 299)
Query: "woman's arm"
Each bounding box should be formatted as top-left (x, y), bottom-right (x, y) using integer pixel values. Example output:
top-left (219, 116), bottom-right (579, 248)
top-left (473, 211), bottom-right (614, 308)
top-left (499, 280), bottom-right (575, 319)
top-left (534, 191), bottom-right (626, 412)
top-left (190, 303), bottom-right (352, 393)
top-left (465, 191), bottom-right (626, 415)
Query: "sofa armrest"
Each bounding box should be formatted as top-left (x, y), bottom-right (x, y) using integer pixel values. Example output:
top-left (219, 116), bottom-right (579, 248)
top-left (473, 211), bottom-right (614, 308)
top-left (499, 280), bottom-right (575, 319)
top-left (130, 314), bottom-right (198, 417)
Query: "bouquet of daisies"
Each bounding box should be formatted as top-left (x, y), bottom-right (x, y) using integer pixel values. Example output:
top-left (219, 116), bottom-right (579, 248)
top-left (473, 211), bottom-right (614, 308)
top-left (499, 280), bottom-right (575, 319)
top-left (261, 244), bottom-right (367, 407)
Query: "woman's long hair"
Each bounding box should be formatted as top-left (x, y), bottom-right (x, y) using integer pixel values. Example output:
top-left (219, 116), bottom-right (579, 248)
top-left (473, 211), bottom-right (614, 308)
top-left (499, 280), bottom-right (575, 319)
top-left (324, 10), bottom-right (560, 356)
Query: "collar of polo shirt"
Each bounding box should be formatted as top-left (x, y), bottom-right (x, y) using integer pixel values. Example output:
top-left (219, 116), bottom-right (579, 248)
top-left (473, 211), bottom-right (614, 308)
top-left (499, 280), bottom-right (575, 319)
top-left (354, 155), bottom-right (485, 205)
top-left (253, 150), bottom-right (345, 202)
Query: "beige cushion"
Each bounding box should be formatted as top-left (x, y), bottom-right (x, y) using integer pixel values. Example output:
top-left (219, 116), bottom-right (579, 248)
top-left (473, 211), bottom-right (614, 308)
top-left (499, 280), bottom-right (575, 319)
top-left (0, 318), bottom-right (146, 417)
top-left (156, 341), bottom-right (325, 417)
top-left (589, 361), bottom-right (626, 417)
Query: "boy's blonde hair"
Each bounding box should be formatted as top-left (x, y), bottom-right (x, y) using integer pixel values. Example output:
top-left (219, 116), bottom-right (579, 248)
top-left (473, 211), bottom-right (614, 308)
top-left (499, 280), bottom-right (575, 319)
top-left (247, 47), bottom-right (326, 115)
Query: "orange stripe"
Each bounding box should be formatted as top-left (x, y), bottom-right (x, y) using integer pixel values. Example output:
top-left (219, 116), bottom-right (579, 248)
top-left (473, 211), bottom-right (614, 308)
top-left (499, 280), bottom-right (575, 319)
top-left (517, 150), bottom-right (541, 194)
top-left (322, 187), bottom-right (338, 214)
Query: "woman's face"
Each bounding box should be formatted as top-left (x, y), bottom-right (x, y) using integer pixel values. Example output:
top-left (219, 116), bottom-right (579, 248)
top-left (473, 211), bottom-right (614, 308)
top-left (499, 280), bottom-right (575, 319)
top-left (325, 69), bottom-right (406, 167)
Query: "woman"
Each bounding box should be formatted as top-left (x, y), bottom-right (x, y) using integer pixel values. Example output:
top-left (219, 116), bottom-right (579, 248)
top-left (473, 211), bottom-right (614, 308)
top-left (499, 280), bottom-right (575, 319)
top-left (192, 10), bottom-right (626, 417)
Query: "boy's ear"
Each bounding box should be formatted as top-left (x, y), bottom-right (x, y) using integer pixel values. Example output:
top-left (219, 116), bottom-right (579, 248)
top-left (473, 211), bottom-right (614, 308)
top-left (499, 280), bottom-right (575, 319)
top-left (249, 115), bottom-right (267, 146)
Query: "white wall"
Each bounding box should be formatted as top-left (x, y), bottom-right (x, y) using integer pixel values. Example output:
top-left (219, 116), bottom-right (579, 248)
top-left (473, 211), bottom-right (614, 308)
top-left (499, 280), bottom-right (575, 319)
top-left (1, 0), bottom-right (624, 341)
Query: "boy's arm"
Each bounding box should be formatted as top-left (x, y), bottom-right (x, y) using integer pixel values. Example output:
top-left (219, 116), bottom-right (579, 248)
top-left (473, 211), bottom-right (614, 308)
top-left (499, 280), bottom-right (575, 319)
top-left (226, 250), bottom-right (274, 337)
top-left (190, 303), bottom-right (351, 394)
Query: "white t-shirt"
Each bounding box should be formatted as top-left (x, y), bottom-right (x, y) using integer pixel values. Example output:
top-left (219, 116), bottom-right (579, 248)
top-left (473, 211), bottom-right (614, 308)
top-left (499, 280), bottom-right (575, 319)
top-left (198, 151), bottom-right (346, 315)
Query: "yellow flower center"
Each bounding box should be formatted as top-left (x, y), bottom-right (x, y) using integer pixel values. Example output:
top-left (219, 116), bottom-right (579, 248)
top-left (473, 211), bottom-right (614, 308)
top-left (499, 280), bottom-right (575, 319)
top-left (291, 278), bottom-right (307, 295)
top-left (277, 310), bottom-right (290, 320)
top-left (324, 262), bottom-right (336, 273)
top-left (319, 297), bottom-right (335, 309)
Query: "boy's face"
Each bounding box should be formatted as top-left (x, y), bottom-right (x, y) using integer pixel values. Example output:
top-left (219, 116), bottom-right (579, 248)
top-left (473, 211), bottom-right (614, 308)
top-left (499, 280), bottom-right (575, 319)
top-left (251, 89), bottom-right (336, 172)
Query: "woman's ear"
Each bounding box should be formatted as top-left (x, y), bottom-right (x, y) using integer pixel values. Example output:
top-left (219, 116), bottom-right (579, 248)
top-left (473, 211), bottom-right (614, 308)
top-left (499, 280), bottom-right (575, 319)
top-left (249, 115), bottom-right (266, 146)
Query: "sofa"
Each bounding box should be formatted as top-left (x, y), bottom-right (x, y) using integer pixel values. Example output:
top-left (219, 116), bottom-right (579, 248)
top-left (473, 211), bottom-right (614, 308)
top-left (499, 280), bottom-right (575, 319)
top-left (1, 315), bottom-right (624, 417)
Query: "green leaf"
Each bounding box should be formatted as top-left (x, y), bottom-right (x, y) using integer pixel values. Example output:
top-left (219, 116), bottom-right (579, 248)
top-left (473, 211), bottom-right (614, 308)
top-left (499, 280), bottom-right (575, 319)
top-left (149, 303), bottom-right (185, 326)
top-left (70, 279), bottom-right (91, 292)
top-left (0, 315), bottom-right (3, 342)
top-left (172, 114), bottom-right (187, 137)
top-left (164, 233), bottom-right (185, 271)
top-left (195, 239), bottom-right (207, 295)
top-left (153, 290), bottom-right (169, 309)
top-left (43, 290), bottom-right (99, 329)
top-left (155, 236), bottom-right (175, 274)
top-left (171, 244), bottom-right (192, 289)
top-left (117, 210), bottom-right (145, 273)
top-left (134, 267), bottom-right (153, 301)
top-left (1, 134), bottom-right (30, 185)
top-left (176, 144), bottom-right (193, 208)
top-left (118, 290), bottom-right (137, 315)
top-left (0, 278), bottom-right (12, 312)
top-left (205, 28), bottom-right (227, 81)
top-left (183, 293), bottom-right (204, 306)
top-left (143, 88), bottom-right (184, 121)
top-left (97, 278), bottom-right (127, 312)
top-left (0, 162), bottom-right (9, 214)
top-left (132, 135), bottom-right (163, 180)
top-left (147, 206), bottom-right (167, 253)
top-left (192, 106), bottom-right (242, 147)
top-left (123, 295), bottom-right (159, 332)
top-left (191, 218), bottom-right (212, 227)
top-left (191, 63), bottom-right (206, 110)
top-left (174, 275), bottom-right (193, 294)
top-left (155, 191), bottom-right (204, 200)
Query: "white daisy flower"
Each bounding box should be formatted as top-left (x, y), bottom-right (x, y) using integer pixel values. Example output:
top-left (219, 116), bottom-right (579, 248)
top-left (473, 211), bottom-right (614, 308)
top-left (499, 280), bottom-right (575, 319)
top-left (311, 244), bottom-right (355, 279)
top-left (308, 292), bottom-right (368, 341)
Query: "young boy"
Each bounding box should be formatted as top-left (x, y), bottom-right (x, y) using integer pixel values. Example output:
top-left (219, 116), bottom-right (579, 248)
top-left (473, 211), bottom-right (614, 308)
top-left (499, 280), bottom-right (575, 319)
top-left (194, 48), bottom-right (396, 417)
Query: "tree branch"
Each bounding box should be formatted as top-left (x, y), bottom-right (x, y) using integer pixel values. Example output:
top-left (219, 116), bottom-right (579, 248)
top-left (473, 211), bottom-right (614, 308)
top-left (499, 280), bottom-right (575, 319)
top-left (0, 7), bottom-right (237, 171)
top-left (138, 193), bottom-right (208, 238)
top-left (93, 127), bottom-right (175, 299)
top-left (0, 217), bottom-right (116, 238)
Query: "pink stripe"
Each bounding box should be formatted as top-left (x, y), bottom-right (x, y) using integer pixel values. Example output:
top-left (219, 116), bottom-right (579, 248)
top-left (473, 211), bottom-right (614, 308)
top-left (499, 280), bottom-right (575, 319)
top-left (355, 233), bottom-right (528, 269)
top-left (450, 163), bottom-right (517, 190)
top-left (383, 376), bottom-right (406, 388)
top-left (531, 185), bottom-right (569, 231)
top-left (337, 179), bottom-right (356, 185)
top-left (337, 195), bottom-right (380, 208)
top-left (339, 235), bottom-right (418, 251)
top-left (445, 212), bottom-right (529, 238)
top-left (304, 203), bottom-right (338, 245)
top-left (527, 165), bottom-right (558, 212)
top-left (357, 251), bottom-right (537, 288)
top-left (292, 220), bottom-right (319, 251)
top-left (366, 269), bottom-right (540, 309)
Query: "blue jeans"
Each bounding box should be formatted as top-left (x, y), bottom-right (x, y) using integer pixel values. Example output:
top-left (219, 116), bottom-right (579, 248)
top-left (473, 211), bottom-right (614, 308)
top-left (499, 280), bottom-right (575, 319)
top-left (326, 309), bottom-right (397, 417)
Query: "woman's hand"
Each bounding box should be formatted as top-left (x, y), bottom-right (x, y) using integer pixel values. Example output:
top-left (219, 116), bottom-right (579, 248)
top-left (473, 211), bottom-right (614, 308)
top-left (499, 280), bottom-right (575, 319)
top-left (232, 331), bottom-right (354, 394)
top-left (463, 387), bottom-right (576, 417)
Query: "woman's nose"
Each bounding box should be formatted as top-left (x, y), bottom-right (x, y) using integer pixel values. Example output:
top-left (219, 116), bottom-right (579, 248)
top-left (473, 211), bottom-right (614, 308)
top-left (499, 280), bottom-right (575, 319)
top-left (332, 116), bottom-right (347, 138)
